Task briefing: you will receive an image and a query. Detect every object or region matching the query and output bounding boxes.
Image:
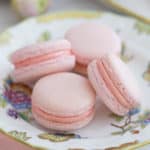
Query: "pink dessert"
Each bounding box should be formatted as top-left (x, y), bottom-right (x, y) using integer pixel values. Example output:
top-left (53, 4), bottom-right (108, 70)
top-left (10, 40), bottom-right (75, 83)
top-left (32, 72), bottom-right (96, 131)
top-left (88, 54), bottom-right (140, 116)
top-left (65, 22), bottom-right (121, 75)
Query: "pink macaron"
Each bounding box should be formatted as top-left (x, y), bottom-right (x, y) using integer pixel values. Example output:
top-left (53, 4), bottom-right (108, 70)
top-left (87, 54), bottom-right (140, 116)
top-left (10, 40), bottom-right (75, 83)
top-left (65, 22), bottom-right (121, 75)
top-left (32, 72), bottom-right (96, 131)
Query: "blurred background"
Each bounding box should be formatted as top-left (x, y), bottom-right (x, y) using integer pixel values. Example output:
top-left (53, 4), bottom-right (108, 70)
top-left (0, 0), bottom-right (149, 33)
top-left (0, 0), bottom-right (112, 32)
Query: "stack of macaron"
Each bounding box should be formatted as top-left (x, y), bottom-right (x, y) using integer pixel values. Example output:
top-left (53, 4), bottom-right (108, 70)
top-left (10, 22), bottom-right (140, 131)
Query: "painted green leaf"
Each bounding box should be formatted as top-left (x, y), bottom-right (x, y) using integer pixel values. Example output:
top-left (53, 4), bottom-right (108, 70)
top-left (38, 31), bottom-right (51, 42)
top-left (143, 72), bottom-right (150, 82)
top-left (144, 110), bottom-right (150, 116)
top-left (134, 21), bottom-right (150, 34)
top-left (120, 43), bottom-right (133, 63)
top-left (19, 110), bottom-right (33, 122)
top-left (111, 131), bottom-right (124, 136)
top-left (124, 125), bottom-right (134, 132)
top-left (38, 133), bottom-right (75, 142)
top-left (0, 96), bottom-right (7, 108)
top-left (110, 114), bottom-right (124, 122)
top-left (0, 31), bottom-right (11, 45)
top-left (138, 110), bottom-right (150, 121)
top-left (143, 63), bottom-right (150, 82)
top-left (138, 115), bottom-right (147, 120)
top-left (8, 131), bottom-right (31, 141)
top-left (141, 124), bottom-right (146, 129)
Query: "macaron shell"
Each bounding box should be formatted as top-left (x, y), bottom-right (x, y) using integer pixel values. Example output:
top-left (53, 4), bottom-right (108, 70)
top-left (32, 73), bottom-right (96, 116)
top-left (11, 40), bottom-right (71, 63)
top-left (88, 60), bottom-right (128, 116)
top-left (33, 110), bottom-right (94, 131)
top-left (11, 55), bottom-right (75, 82)
top-left (102, 55), bottom-right (140, 107)
top-left (65, 22), bottom-right (121, 65)
top-left (97, 60), bottom-right (131, 109)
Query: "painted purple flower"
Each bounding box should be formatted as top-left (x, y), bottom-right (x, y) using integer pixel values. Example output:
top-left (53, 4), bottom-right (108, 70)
top-left (3, 83), bottom-right (32, 111)
top-left (143, 118), bottom-right (150, 125)
top-left (7, 109), bottom-right (18, 119)
top-left (128, 108), bottom-right (140, 116)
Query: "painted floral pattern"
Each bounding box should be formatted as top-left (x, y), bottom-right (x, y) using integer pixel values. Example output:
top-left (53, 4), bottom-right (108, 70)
top-left (4, 80), bottom-right (32, 111)
top-left (110, 109), bottom-right (150, 136)
top-left (2, 79), bottom-right (34, 122)
top-left (0, 95), bottom-right (7, 108)
top-left (37, 31), bottom-right (51, 42)
top-left (120, 43), bottom-right (133, 63)
top-left (7, 106), bottom-right (33, 122)
top-left (143, 63), bottom-right (150, 82)
top-left (19, 109), bottom-right (33, 122)
top-left (38, 133), bottom-right (82, 142)
top-left (8, 130), bottom-right (31, 142)
top-left (134, 21), bottom-right (150, 34)
top-left (0, 31), bottom-right (11, 45)
top-left (7, 108), bottom-right (19, 119)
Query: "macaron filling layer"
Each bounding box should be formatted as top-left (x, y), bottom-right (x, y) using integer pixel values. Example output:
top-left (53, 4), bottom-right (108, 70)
top-left (11, 55), bottom-right (75, 82)
top-left (97, 60), bottom-right (132, 109)
top-left (14, 50), bottom-right (72, 68)
top-left (88, 61), bottom-right (128, 115)
top-left (97, 62), bottom-right (130, 108)
top-left (32, 104), bottom-right (95, 124)
top-left (73, 52), bottom-right (91, 66)
top-left (74, 63), bottom-right (87, 75)
top-left (102, 57), bottom-right (139, 107)
top-left (33, 112), bottom-right (94, 131)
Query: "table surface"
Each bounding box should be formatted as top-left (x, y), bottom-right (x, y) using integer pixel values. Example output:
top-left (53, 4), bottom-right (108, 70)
top-left (0, 0), bottom-right (149, 149)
